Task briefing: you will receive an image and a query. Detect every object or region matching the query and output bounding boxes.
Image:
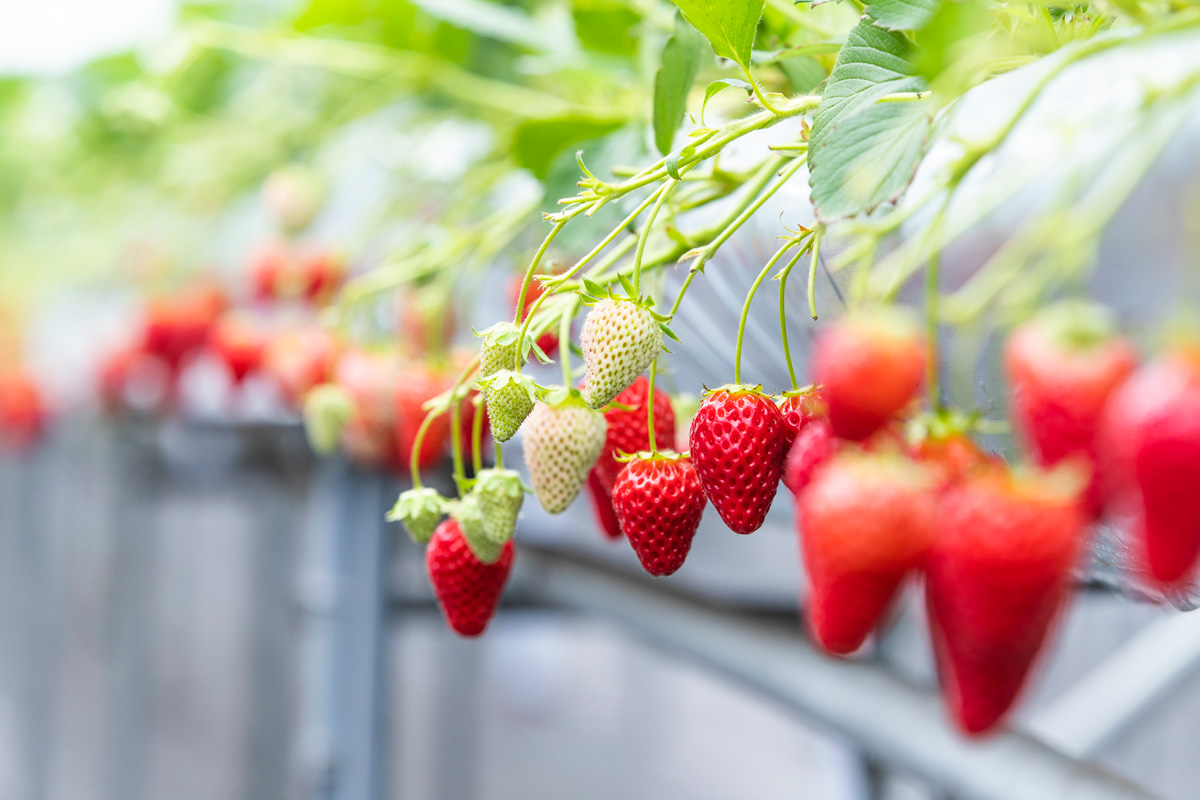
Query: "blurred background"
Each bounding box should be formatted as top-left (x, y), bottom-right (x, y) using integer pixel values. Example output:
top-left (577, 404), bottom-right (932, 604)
top-left (3, 0), bottom-right (1200, 799)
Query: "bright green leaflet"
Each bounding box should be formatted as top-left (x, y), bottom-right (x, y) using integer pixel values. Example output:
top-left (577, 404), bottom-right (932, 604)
top-left (654, 13), bottom-right (707, 156)
top-left (670, 0), bottom-right (764, 69)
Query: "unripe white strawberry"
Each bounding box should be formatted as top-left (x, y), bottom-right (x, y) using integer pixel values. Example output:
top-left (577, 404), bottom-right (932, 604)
top-left (580, 298), bottom-right (663, 409)
top-left (476, 323), bottom-right (520, 382)
top-left (523, 393), bottom-right (607, 514)
top-left (479, 369), bottom-right (538, 442)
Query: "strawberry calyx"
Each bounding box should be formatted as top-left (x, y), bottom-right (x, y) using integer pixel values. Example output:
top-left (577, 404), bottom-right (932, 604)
top-left (475, 320), bottom-right (552, 369)
top-left (701, 383), bottom-right (768, 398)
top-left (1023, 301), bottom-right (1120, 352)
top-left (386, 486), bottom-right (447, 545)
top-left (577, 276), bottom-right (680, 347)
top-left (779, 383), bottom-right (823, 399)
top-left (540, 384), bottom-right (591, 409)
top-left (614, 448), bottom-right (688, 463)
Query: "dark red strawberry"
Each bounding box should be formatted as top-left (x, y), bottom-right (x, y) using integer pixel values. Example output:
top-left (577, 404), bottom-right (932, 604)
top-left (783, 418), bottom-right (835, 495)
top-left (797, 449), bottom-right (938, 655)
top-left (426, 519), bottom-right (514, 637)
top-left (1102, 351), bottom-right (1200, 587)
top-left (594, 375), bottom-right (675, 492)
top-left (813, 312), bottom-right (925, 441)
top-left (612, 454), bottom-right (707, 575)
top-left (0, 369), bottom-right (47, 450)
top-left (585, 468), bottom-right (623, 539)
top-left (1006, 305), bottom-right (1135, 517)
top-left (688, 386), bottom-right (785, 534)
top-left (926, 465), bottom-right (1086, 735)
top-left (776, 385), bottom-right (825, 450)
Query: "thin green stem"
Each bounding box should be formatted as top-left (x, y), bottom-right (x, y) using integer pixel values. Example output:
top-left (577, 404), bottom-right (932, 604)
top-left (646, 358), bottom-right (659, 454)
top-left (807, 230), bottom-right (822, 320)
top-left (409, 354), bottom-right (479, 493)
top-left (408, 413), bottom-right (435, 489)
top-left (449, 390), bottom-right (465, 490)
top-left (776, 245), bottom-right (811, 391)
top-left (633, 179), bottom-right (677, 296)
top-left (514, 219), bottom-right (567, 326)
top-left (735, 237), bottom-right (803, 385)
top-left (742, 65), bottom-right (781, 115)
top-left (470, 393), bottom-right (485, 476)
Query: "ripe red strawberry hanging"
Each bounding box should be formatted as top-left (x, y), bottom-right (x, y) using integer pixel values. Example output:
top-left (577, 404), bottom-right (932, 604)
top-left (612, 453), bottom-right (707, 576)
top-left (813, 311), bottom-right (925, 441)
top-left (926, 465), bottom-right (1086, 735)
top-left (426, 519), bottom-right (514, 637)
top-left (776, 385), bottom-right (825, 450)
top-left (523, 389), bottom-right (607, 514)
top-left (797, 450), bottom-right (938, 655)
top-left (1102, 351), bottom-right (1200, 587)
top-left (594, 375), bottom-right (675, 492)
top-left (585, 469), bottom-right (623, 539)
top-left (578, 284), bottom-right (670, 409)
top-left (1006, 303), bottom-right (1135, 517)
top-left (688, 385), bottom-right (785, 534)
top-left (782, 418), bottom-right (835, 495)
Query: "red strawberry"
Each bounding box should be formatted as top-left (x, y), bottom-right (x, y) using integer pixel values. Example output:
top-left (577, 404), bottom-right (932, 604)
top-left (776, 386), bottom-right (825, 450)
top-left (209, 314), bottom-right (266, 382)
top-left (426, 519), bottom-right (514, 637)
top-left (1102, 351), bottom-right (1200, 587)
top-left (509, 274), bottom-right (559, 357)
top-left (335, 349), bottom-right (400, 469)
top-left (688, 386), bottom-right (785, 534)
top-left (926, 466), bottom-right (1086, 735)
top-left (1006, 306), bottom-right (1135, 517)
top-left (814, 312), bottom-right (925, 441)
top-left (301, 249), bottom-right (345, 305)
top-left (908, 430), bottom-right (996, 488)
top-left (0, 369), bottom-right (47, 450)
top-left (783, 418), bottom-right (835, 495)
top-left (142, 285), bottom-right (227, 369)
top-left (612, 454), bottom-right (707, 576)
top-left (249, 241), bottom-right (290, 301)
top-left (397, 287), bottom-right (457, 358)
top-left (797, 450), bottom-right (938, 655)
top-left (585, 468), bottom-right (623, 539)
top-left (394, 363), bottom-right (451, 472)
top-left (594, 375), bottom-right (675, 492)
top-left (263, 326), bottom-right (340, 406)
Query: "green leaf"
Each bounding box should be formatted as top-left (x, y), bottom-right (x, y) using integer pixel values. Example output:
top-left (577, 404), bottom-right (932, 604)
top-left (701, 77), bottom-right (752, 124)
top-left (808, 20), bottom-right (932, 221)
top-left (669, 0), bottom-right (764, 69)
top-left (653, 13), bottom-right (706, 156)
top-left (864, 0), bottom-right (940, 31)
top-left (513, 114), bottom-right (627, 179)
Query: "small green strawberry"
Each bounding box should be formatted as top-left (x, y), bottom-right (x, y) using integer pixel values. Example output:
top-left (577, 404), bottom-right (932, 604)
top-left (451, 494), bottom-right (504, 564)
top-left (386, 487), bottom-right (446, 545)
top-left (476, 322), bottom-right (521, 381)
top-left (473, 468), bottom-right (525, 543)
top-left (303, 383), bottom-right (353, 455)
top-left (524, 389), bottom-right (608, 514)
top-left (580, 296), bottom-right (665, 410)
top-left (478, 369), bottom-right (539, 443)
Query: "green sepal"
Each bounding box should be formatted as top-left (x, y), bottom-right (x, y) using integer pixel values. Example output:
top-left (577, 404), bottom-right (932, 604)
top-left (472, 468), bottom-right (525, 545)
top-left (450, 495), bottom-right (504, 564)
top-left (386, 487), bottom-right (446, 545)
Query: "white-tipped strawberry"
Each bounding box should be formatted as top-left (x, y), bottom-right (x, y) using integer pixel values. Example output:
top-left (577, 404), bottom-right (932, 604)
top-left (386, 486), bottom-right (446, 545)
top-left (523, 389), bottom-right (607, 514)
top-left (478, 369), bottom-right (539, 443)
top-left (579, 280), bottom-right (671, 409)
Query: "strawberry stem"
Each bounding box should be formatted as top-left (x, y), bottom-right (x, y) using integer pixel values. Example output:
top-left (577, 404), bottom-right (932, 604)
top-left (470, 393), bottom-right (485, 476)
top-left (735, 235), bottom-right (806, 385)
top-left (513, 219), bottom-right (566, 327)
top-left (776, 244), bottom-right (811, 391)
top-left (647, 358), bottom-right (659, 454)
top-left (807, 228), bottom-right (821, 321)
top-left (632, 179), bottom-right (677, 297)
top-left (409, 354), bottom-right (479, 493)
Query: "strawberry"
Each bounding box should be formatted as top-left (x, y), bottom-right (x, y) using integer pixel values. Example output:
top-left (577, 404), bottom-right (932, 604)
top-left (813, 311), bottom-right (925, 441)
top-left (523, 390), bottom-right (607, 514)
top-left (1005, 304), bottom-right (1136, 517)
top-left (452, 494), bottom-right (504, 563)
top-left (593, 375), bottom-right (675, 492)
top-left (426, 518), bottom-right (514, 637)
top-left (393, 363), bottom-right (450, 472)
top-left (783, 418), bottom-right (835, 495)
top-left (580, 297), bottom-right (663, 409)
top-left (612, 453), bottom-right (707, 576)
top-left (397, 287), bottom-right (456, 358)
top-left (907, 424), bottom-right (997, 489)
top-left (688, 386), bottom-right (785, 534)
top-left (585, 468), bottom-right (623, 539)
top-left (926, 465), bottom-right (1086, 735)
top-left (249, 241), bottom-right (290, 301)
top-left (797, 449), bottom-right (938, 655)
top-left (509, 274), bottom-right (559, 356)
top-left (776, 385), bottom-right (826, 450)
top-left (303, 384), bottom-right (354, 455)
top-left (1102, 351), bottom-right (1200, 587)
top-left (472, 468), bottom-right (524, 544)
top-left (478, 369), bottom-right (537, 443)
top-left (476, 323), bottom-right (521, 381)
top-left (0, 369), bottom-right (47, 450)
top-left (209, 314), bottom-right (266, 382)
top-left (387, 486), bottom-right (446, 545)
top-left (263, 325), bottom-right (340, 406)
top-left (301, 249), bottom-right (345, 305)
top-left (142, 285), bottom-right (227, 369)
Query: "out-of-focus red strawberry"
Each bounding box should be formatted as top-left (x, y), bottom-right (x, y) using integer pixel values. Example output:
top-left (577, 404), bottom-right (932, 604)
top-left (394, 362), bottom-right (451, 472)
top-left (142, 285), bottom-right (227, 369)
top-left (909, 432), bottom-right (998, 489)
top-left (249, 241), bottom-right (292, 301)
top-left (0, 369), bottom-right (47, 450)
top-left (508, 274), bottom-right (559, 357)
top-left (301, 250), bottom-right (346, 305)
top-left (397, 288), bottom-right (456, 358)
top-left (333, 348), bottom-right (401, 469)
top-left (263, 326), bottom-right (340, 407)
top-left (209, 314), bottom-right (267, 382)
